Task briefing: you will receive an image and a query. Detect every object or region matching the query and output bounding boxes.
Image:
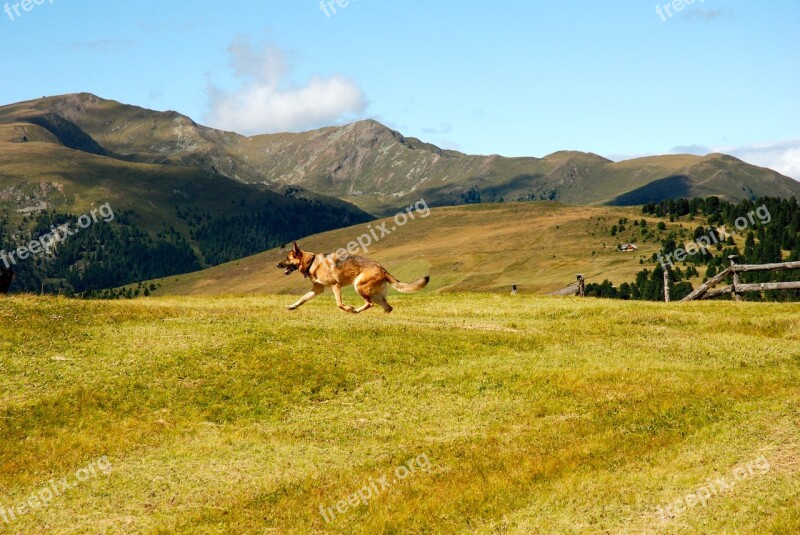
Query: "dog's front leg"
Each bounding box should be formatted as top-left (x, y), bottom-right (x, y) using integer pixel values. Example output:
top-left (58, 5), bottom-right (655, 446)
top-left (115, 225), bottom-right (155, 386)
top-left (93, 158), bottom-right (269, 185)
top-left (287, 284), bottom-right (324, 311)
top-left (331, 284), bottom-right (355, 313)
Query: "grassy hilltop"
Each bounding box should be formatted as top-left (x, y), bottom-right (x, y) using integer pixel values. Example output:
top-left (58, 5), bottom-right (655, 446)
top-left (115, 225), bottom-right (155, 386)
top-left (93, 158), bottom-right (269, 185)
top-left (1, 294), bottom-right (798, 533)
top-left (145, 202), bottom-right (690, 298)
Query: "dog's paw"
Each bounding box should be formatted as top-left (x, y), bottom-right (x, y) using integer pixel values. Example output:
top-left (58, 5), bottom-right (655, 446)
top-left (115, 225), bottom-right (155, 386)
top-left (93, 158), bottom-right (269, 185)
top-left (286, 304), bottom-right (298, 311)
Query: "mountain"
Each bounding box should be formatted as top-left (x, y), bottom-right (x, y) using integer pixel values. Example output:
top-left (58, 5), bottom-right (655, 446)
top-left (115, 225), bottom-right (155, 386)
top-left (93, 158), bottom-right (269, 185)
top-left (2, 94), bottom-right (798, 218)
top-left (231, 129), bottom-right (800, 215)
top-left (1, 92), bottom-right (799, 294)
top-left (254, 136), bottom-right (800, 214)
top-left (0, 95), bottom-right (372, 294)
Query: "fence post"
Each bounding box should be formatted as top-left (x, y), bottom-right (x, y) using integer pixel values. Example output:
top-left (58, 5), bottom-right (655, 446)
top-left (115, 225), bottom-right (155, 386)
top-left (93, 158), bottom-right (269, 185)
top-left (729, 255), bottom-right (742, 302)
top-left (663, 267), bottom-right (670, 303)
top-left (576, 274), bottom-right (585, 297)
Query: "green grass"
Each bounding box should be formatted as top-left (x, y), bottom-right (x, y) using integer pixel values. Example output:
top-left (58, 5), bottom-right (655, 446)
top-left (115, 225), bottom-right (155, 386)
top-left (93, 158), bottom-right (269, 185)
top-left (148, 202), bottom-right (686, 297)
top-left (1, 294), bottom-right (798, 533)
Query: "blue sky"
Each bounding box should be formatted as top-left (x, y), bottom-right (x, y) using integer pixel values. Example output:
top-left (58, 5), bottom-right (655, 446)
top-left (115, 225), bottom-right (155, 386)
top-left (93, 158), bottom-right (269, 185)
top-left (1, 0), bottom-right (798, 178)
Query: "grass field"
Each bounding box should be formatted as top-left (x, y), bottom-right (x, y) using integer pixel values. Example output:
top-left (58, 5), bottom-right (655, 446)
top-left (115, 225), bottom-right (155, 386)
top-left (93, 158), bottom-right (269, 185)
top-left (1, 293), bottom-right (797, 533)
top-left (146, 202), bottom-right (697, 297)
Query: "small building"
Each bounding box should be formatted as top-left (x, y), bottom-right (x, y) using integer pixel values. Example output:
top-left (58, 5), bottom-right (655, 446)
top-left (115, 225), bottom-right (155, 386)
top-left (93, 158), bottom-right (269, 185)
top-left (618, 243), bottom-right (639, 252)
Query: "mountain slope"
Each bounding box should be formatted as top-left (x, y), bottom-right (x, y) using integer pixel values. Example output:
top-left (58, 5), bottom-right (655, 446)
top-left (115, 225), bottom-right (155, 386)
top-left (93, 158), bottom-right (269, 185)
top-left (0, 106), bottom-right (372, 293)
top-left (0, 93), bottom-right (257, 177)
top-left (1, 93), bottom-right (798, 294)
top-left (2, 93), bottom-right (798, 217)
top-left (142, 202), bottom-right (690, 297)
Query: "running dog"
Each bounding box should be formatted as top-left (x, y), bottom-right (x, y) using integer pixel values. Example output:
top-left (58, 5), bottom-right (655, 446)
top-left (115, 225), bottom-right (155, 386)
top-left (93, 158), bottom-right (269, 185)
top-left (276, 242), bottom-right (429, 313)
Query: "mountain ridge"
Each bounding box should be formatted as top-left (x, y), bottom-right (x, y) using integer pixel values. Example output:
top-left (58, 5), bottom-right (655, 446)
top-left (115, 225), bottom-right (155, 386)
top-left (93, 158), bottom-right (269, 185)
top-left (2, 93), bottom-right (798, 217)
top-left (0, 94), bottom-right (374, 294)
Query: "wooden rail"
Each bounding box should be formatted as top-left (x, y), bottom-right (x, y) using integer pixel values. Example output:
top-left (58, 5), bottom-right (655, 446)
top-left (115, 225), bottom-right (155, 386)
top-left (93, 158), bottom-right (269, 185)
top-left (681, 256), bottom-right (800, 301)
top-left (701, 281), bottom-right (800, 300)
top-left (680, 267), bottom-right (732, 302)
top-left (732, 261), bottom-right (800, 272)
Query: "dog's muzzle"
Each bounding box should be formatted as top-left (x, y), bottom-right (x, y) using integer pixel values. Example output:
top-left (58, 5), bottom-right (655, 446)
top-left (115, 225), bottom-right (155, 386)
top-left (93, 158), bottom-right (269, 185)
top-left (277, 263), bottom-right (298, 276)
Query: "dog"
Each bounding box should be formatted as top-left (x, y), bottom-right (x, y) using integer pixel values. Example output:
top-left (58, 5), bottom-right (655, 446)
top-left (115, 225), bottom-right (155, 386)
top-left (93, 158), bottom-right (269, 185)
top-left (276, 242), bottom-right (429, 313)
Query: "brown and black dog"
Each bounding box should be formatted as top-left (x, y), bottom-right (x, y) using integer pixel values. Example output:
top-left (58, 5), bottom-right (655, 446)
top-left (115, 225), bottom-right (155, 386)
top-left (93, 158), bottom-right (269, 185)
top-left (277, 242), bottom-right (429, 313)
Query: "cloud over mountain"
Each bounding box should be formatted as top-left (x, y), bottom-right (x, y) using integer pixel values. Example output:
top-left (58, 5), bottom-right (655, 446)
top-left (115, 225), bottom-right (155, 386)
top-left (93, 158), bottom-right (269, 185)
top-left (670, 139), bottom-right (800, 181)
top-left (724, 139), bottom-right (800, 182)
top-left (206, 39), bottom-right (368, 135)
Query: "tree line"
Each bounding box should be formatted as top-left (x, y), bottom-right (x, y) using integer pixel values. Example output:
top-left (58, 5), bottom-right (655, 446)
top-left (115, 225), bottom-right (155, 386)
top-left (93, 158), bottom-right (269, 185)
top-left (586, 196), bottom-right (800, 301)
top-left (0, 199), bottom-right (372, 296)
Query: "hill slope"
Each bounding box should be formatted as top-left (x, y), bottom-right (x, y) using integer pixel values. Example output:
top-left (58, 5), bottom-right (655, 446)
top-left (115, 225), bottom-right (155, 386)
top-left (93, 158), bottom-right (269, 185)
top-left (0, 105), bottom-right (372, 293)
top-left (145, 202), bottom-right (686, 297)
top-left (1, 294), bottom-right (797, 532)
top-left (2, 93), bottom-right (799, 217)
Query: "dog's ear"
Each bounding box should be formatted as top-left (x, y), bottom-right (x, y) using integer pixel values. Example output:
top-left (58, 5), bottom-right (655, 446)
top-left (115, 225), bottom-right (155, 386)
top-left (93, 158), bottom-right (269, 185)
top-left (292, 241), bottom-right (301, 253)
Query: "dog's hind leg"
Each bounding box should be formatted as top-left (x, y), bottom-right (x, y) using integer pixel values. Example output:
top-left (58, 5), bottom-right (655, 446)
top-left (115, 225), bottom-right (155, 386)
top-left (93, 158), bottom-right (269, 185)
top-left (352, 275), bottom-right (379, 313)
top-left (353, 299), bottom-right (374, 313)
top-left (353, 287), bottom-right (374, 314)
top-left (332, 284), bottom-right (355, 313)
top-left (287, 283), bottom-right (324, 311)
top-left (373, 285), bottom-right (393, 314)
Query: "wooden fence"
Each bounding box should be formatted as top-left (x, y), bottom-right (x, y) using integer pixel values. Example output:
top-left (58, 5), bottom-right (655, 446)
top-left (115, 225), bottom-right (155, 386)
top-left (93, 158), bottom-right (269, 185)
top-left (681, 256), bottom-right (800, 301)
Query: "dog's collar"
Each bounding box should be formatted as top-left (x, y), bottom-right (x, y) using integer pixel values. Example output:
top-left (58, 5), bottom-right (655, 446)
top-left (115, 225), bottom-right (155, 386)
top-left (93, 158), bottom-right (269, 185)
top-left (300, 254), bottom-right (316, 278)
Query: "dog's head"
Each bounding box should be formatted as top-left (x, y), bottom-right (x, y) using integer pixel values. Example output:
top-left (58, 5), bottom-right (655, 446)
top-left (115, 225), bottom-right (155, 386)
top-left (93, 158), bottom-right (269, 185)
top-left (276, 242), bottom-right (303, 276)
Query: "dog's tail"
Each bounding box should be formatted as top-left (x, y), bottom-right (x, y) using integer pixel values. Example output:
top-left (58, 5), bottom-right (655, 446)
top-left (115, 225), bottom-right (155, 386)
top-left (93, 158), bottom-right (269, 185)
top-left (386, 272), bottom-right (430, 293)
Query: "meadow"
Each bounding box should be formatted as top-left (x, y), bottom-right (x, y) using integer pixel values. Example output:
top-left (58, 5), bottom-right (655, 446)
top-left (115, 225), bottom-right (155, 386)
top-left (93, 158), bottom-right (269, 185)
top-left (1, 293), bottom-right (797, 533)
top-left (145, 202), bottom-right (689, 297)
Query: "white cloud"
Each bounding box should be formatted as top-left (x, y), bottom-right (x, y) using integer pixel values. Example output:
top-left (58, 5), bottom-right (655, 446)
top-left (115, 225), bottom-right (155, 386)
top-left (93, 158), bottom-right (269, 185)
top-left (680, 8), bottom-right (735, 23)
top-left (665, 140), bottom-right (800, 181)
top-left (717, 139), bottom-right (800, 181)
top-left (68, 39), bottom-right (137, 52)
top-left (670, 144), bottom-right (710, 155)
top-left (206, 39), bottom-right (368, 135)
top-left (421, 123), bottom-right (453, 135)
